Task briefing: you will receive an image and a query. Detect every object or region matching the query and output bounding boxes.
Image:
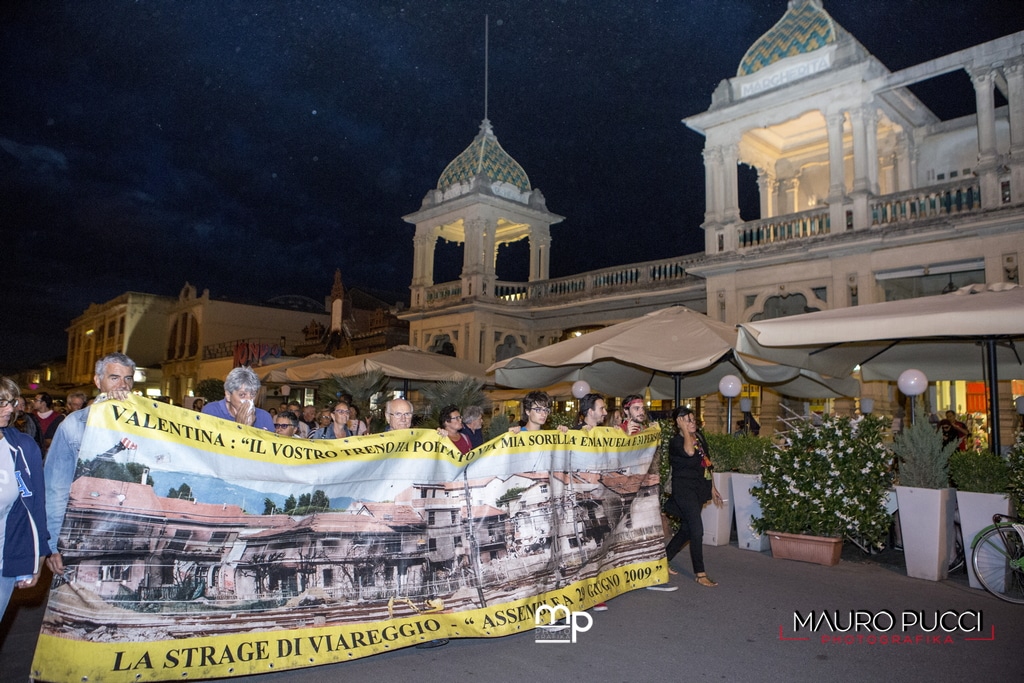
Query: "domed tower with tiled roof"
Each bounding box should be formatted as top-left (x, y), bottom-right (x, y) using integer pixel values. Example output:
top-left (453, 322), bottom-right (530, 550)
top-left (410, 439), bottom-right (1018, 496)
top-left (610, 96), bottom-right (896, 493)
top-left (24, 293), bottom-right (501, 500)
top-left (437, 119), bottom-right (531, 193)
top-left (738, 0), bottom-right (837, 76)
top-left (403, 119), bottom-right (563, 350)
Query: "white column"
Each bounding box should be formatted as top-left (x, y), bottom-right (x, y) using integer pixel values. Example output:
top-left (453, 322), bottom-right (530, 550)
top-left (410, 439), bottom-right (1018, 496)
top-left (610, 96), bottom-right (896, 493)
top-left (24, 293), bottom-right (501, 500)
top-left (849, 109), bottom-right (871, 229)
top-left (850, 108), bottom-right (870, 194)
top-left (702, 145), bottom-right (724, 224)
top-left (460, 218), bottom-right (485, 298)
top-left (780, 177), bottom-right (799, 215)
top-left (480, 218), bottom-right (497, 278)
top-left (721, 143), bottom-right (741, 223)
top-left (972, 67), bottom-right (999, 163)
top-left (530, 226), bottom-right (552, 281)
top-left (826, 112), bottom-right (846, 197)
top-left (826, 112), bottom-right (848, 231)
top-left (410, 227), bottom-right (437, 308)
top-left (864, 109), bottom-right (880, 196)
top-left (971, 66), bottom-right (1001, 208)
top-left (411, 227), bottom-right (436, 286)
top-left (462, 218), bottom-right (485, 277)
top-left (756, 167), bottom-right (776, 218)
top-left (1004, 58), bottom-right (1024, 205)
top-left (895, 133), bottom-right (912, 192)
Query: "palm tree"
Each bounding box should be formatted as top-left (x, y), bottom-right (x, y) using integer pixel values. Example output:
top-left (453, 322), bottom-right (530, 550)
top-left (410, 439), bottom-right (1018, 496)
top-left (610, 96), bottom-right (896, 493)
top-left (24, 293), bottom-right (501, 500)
top-left (317, 370), bottom-right (390, 429)
top-left (419, 378), bottom-right (489, 428)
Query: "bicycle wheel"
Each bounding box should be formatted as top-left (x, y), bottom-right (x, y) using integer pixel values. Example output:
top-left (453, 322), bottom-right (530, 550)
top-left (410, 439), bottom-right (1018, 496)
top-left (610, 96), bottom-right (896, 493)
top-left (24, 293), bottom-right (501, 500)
top-left (972, 526), bottom-right (1024, 604)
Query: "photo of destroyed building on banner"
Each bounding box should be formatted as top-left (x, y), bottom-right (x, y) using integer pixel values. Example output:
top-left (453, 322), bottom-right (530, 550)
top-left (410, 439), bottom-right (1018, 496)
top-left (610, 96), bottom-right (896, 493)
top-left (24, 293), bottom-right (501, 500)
top-left (42, 432), bottom-right (664, 641)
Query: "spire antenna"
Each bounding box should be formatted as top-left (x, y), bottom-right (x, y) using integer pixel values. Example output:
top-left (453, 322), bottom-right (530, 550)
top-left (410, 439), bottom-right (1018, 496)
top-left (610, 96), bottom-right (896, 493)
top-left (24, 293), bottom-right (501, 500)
top-left (484, 14), bottom-right (489, 121)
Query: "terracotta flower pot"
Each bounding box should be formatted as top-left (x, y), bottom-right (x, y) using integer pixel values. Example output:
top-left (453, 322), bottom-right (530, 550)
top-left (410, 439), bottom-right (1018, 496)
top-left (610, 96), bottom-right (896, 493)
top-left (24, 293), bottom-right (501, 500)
top-left (767, 530), bottom-right (842, 566)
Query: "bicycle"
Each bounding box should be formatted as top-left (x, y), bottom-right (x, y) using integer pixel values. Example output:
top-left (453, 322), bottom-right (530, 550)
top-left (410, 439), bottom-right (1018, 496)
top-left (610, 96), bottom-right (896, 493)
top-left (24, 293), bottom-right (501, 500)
top-left (970, 514), bottom-right (1024, 604)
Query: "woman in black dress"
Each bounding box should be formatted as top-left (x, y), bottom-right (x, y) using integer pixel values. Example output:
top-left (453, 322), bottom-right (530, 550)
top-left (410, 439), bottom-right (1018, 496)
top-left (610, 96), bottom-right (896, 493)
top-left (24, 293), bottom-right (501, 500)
top-left (664, 406), bottom-right (723, 586)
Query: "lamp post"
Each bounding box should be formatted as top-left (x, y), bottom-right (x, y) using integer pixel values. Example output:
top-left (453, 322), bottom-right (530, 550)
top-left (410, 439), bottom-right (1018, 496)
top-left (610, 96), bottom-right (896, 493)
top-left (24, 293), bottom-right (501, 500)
top-left (859, 397), bottom-right (874, 415)
top-left (897, 369), bottom-right (928, 425)
top-left (719, 374), bottom-right (742, 435)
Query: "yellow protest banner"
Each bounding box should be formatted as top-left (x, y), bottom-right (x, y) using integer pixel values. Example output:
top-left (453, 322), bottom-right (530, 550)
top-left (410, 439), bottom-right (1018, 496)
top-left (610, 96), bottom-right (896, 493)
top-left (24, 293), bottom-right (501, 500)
top-left (32, 396), bottom-right (668, 682)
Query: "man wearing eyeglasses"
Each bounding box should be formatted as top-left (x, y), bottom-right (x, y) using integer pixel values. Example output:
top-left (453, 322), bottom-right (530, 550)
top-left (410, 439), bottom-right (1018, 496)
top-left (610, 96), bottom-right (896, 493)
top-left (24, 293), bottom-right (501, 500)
top-left (383, 395), bottom-right (448, 649)
top-left (309, 400), bottom-right (352, 439)
top-left (273, 412), bottom-right (303, 438)
top-left (384, 398), bottom-right (414, 432)
top-left (510, 391), bottom-right (568, 434)
top-left (45, 352), bottom-right (136, 577)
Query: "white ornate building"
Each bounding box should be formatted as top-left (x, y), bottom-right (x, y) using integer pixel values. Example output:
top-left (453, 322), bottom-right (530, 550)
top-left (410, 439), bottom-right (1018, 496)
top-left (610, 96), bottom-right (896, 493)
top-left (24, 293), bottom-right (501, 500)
top-left (400, 1), bottom-right (1023, 443)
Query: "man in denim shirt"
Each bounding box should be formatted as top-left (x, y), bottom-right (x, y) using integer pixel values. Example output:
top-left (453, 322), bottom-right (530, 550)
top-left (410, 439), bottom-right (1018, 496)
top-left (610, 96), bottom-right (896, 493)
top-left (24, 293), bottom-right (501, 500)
top-left (43, 352), bottom-right (136, 576)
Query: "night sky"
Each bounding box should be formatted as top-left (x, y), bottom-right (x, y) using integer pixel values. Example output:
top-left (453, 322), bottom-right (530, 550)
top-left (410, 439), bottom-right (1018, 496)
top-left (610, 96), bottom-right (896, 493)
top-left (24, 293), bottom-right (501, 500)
top-left (3, 1), bottom-right (1022, 373)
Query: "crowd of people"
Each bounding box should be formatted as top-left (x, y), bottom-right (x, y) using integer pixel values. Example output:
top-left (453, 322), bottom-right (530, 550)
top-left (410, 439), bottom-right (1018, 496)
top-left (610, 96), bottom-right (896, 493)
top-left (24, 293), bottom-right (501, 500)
top-left (1, 354), bottom-right (732, 645)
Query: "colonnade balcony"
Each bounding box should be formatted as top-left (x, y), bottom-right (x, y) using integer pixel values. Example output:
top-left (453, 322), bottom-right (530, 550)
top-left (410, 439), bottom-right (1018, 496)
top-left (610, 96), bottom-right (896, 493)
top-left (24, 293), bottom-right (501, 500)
top-left (418, 254), bottom-right (704, 311)
top-left (736, 174), bottom-right (998, 250)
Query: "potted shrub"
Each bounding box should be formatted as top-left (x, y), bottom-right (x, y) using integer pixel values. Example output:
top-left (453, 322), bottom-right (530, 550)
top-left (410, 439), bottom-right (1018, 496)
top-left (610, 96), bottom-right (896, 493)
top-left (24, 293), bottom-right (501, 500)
top-left (892, 406), bottom-right (959, 581)
top-left (715, 434), bottom-right (772, 552)
top-left (700, 432), bottom-right (737, 547)
top-left (949, 448), bottom-right (1011, 589)
top-left (753, 415), bottom-right (892, 566)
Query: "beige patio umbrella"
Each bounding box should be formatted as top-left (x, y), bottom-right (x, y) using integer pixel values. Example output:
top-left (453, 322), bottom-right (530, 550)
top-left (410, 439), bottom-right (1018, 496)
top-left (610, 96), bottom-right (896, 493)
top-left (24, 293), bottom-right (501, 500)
top-left (488, 306), bottom-right (858, 402)
top-left (257, 354), bottom-right (337, 383)
top-left (284, 345), bottom-right (491, 393)
top-left (736, 283), bottom-right (1024, 452)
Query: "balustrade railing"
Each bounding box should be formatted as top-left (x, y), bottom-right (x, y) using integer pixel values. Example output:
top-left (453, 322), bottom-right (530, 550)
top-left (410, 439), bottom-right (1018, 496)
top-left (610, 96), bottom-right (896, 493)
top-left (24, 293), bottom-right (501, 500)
top-left (739, 209), bottom-right (831, 248)
top-left (870, 179), bottom-right (982, 225)
top-left (423, 281), bottom-right (462, 305)
top-left (419, 254), bottom-right (701, 310)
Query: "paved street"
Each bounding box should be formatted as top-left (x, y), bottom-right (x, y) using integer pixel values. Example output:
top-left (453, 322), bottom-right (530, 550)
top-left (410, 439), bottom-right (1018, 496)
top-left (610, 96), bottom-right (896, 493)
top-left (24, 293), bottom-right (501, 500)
top-left (3, 543), bottom-right (1020, 683)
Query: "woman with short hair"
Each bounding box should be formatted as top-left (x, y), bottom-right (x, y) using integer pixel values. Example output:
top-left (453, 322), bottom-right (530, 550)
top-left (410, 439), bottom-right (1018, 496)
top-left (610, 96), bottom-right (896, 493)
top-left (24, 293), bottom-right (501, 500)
top-left (0, 377), bottom-right (48, 617)
top-left (438, 404), bottom-right (472, 454)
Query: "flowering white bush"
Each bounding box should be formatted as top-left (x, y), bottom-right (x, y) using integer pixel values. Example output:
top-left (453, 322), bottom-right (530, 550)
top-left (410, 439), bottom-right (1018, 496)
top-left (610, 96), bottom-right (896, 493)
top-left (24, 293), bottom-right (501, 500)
top-left (1007, 430), bottom-right (1024, 513)
top-left (752, 415), bottom-right (893, 548)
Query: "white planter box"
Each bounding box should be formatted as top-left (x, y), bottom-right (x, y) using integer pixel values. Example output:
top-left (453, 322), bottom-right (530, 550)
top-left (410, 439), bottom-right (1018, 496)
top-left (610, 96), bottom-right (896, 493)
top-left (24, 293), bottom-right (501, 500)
top-left (701, 472), bottom-right (733, 546)
top-left (895, 486), bottom-right (956, 581)
top-left (732, 473), bottom-right (770, 552)
top-left (955, 490), bottom-right (1012, 589)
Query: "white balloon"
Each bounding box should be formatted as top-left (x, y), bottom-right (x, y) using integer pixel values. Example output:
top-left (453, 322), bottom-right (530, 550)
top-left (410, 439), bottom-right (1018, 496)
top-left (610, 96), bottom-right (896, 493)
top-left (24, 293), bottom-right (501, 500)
top-left (718, 374), bottom-right (742, 398)
top-left (571, 380), bottom-right (591, 399)
top-left (896, 369), bottom-right (928, 396)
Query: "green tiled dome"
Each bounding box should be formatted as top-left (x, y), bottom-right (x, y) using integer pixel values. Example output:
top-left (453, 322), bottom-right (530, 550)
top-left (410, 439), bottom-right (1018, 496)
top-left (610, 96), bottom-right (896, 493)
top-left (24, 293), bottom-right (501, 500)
top-left (738, 0), bottom-right (836, 76)
top-left (438, 119), bottom-right (531, 192)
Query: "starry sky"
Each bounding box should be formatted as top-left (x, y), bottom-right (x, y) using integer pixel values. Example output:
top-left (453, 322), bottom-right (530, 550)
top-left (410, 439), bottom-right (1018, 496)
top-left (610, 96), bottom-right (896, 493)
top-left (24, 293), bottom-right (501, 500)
top-left (2, 1), bottom-right (1022, 373)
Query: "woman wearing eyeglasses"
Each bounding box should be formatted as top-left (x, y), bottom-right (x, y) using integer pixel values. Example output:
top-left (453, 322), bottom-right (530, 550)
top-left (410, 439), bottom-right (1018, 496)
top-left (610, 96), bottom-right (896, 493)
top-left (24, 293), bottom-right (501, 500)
top-left (309, 401), bottom-right (353, 440)
top-left (438, 404), bottom-right (472, 454)
top-left (0, 377), bottom-right (49, 619)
